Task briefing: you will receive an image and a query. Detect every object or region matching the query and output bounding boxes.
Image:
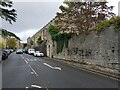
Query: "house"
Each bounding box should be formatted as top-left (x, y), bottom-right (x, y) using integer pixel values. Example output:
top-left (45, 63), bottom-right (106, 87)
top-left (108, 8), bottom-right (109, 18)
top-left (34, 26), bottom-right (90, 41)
top-left (27, 17), bottom-right (56, 57)
top-left (0, 32), bottom-right (6, 48)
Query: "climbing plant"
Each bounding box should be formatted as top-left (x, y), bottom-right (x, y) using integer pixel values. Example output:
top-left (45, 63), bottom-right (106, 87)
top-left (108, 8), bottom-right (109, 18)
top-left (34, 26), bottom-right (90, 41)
top-left (30, 40), bottom-right (33, 45)
top-left (48, 24), bottom-right (72, 54)
top-left (36, 36), bottom-right (43, 45)
top-left (96, 16), bottom-right (120, 32)
top-left (48, 24), bottom-right (59, 41)
top-left (54, 33), bottom-right (72, 54)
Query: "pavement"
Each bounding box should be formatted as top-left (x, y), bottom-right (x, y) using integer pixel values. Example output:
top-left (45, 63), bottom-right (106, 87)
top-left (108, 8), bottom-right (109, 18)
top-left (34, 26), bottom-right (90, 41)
top-left (2, 52), bottom-right (120, 89)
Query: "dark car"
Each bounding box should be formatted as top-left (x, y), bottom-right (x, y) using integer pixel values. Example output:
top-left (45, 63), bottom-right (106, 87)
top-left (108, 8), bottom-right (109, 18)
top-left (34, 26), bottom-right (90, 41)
top-left (0, 49), bottom-right (8, 60)
top-left (24, 49), bottom-right (28, 54)
top-left (3, 49), bottom-right (11, 55)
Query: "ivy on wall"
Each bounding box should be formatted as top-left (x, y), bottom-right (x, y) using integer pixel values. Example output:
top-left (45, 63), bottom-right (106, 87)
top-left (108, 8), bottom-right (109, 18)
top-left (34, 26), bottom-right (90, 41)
top-left (49, 24), bottom-right (72, 54)
top-left (55, 33), bottom-right (72, 54)
top-left (37, 36), bottom-right (43, 45)
top-left (96, 16), bottom-right (120, 32)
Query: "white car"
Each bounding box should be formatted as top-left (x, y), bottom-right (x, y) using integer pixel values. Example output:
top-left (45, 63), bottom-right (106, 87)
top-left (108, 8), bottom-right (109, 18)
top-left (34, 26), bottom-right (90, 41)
top-left (16, 49), bottom-right (23, 54)
top-left (28, 49), bottom-right (35, 55)
top-left (34, 51), bottom-right (44, 57)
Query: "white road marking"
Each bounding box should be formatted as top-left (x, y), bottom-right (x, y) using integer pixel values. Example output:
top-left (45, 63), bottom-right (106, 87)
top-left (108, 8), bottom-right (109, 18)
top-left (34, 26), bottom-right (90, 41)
top-left (28, 65), bottom-right (38, 76)
top-left (24, 59), bottom-right (28, 63)
top-left (55, 67), bottom-right (61, 70)
top-left (34, 59), bottom-right (37, 61)
top-left (31, 85), bottom-right (42, 88)
top-left (20, 55), bottom-right (39, 76)
top-left (43, 63), bottom-right (62, 71)
top-left (44, 63), bottom-right (53, 68)
top-left (21, 55), bottom-right (28, 64)
top-left (26, 87), bottom-right (29, 88)
top-left (31, 72), bottom-right (34, 74)
top-left (26, 58), bottom-right (30, 61)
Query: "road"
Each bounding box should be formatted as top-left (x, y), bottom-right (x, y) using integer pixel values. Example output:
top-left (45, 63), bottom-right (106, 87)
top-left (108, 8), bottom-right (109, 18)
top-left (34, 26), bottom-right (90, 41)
top-left (2, 52), bottom-right (119, 89)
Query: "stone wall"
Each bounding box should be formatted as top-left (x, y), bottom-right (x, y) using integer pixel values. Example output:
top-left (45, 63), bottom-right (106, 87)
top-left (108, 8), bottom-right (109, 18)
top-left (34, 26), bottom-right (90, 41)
top-left (52, 27), bottom-right (119, 69)
top-left (26, 17), bottom-right (119, 70)
top-left (26, 18), bottom-right (55, 55)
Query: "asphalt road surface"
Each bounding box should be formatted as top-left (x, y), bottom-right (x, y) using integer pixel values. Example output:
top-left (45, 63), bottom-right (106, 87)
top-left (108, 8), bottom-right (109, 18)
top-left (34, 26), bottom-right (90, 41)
top-left (2, 52), bottom-right (119, 89)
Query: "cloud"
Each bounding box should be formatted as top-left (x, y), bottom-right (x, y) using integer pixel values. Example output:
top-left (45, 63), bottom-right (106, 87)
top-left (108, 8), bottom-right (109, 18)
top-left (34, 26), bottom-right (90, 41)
top-left (107, 0), bottom-right (119, 15)
top-left (2, 2), bottom-right (63, 43)
top-left (2, 0), bottom-right (119, 43)
top-left (15, 29), bottom-right (39, 43)
top-left (12, 0), bottom-right (64, 2)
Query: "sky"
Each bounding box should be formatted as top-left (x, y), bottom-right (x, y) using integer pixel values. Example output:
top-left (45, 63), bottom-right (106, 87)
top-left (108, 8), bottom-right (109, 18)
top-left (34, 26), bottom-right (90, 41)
top-left (2, 0), bottom-right (120, 43)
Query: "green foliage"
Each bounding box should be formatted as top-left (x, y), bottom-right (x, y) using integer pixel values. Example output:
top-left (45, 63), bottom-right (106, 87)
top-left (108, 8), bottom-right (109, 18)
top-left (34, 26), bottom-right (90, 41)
top-left (59, 5), bottom-right (68, 12)
top-left (49, 25), bottom-right (59, 36)
top-left (54, 33), bottom-right (72, 54)
top-left (48, 24), bottom-right (59, 41)
top-left (6, 38), bottom-right (16, 49)
top-left (56, 39), bottom-right (64, 54)
top-left (0, 0), bottom-right (17, 24)
top-left (37, 37), bottom-right (43, 45)
top-left (96, 16), bottom-right (120, 32)
top-left (96, 20), bottom-right (110, 31)
top-left (49, 25), bottom-right (72, 53)
top-left (23, 43), bottom-right (27, 48)
top-left (30, 40), bottom-right (33, 45)
top-left (112, 16), bottom-right (120, 29)
top-left (0, 29), bottom-right (20, 40)
top-left (55, 2), bottom-right (115, 34)
top-left (0, 42), bottom-right (5, 49)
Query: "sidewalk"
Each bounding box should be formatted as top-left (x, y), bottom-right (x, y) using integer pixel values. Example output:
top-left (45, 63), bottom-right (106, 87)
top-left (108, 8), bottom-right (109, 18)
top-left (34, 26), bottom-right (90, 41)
top-left (42, 57), bottom-right (120, 81)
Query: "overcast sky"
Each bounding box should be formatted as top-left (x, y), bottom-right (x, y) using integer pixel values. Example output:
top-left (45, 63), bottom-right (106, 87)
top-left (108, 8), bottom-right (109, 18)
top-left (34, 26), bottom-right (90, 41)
top-left (2, 0), bottom-right (120, 43)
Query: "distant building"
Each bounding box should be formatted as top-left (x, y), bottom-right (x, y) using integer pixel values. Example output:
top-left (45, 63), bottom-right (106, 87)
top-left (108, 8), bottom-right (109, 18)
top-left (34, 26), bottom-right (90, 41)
top-left (27, 37), bottom-right (31, 48)
top-left (27, 17), bottom-right (55, 57)
top-left (0, 32), bottom-right (6, 48)
top-left (15, 39), bottom-right (20, 49)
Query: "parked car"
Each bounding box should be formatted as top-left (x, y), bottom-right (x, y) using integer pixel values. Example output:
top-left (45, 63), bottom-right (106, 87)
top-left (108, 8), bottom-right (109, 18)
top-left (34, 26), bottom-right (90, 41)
top-left (9, 49), bottom-right (14, 53)
top-left (16, 49), bottom-right (23, 54)
top-left (28, 49), bottom-right (35, 55)
top-left (22, 49), bottom-right (28, 54)
top-left (0, 49), bottom-right (9, 61)
top-left (33, 51), bottom-right (44, 57)
top-left (25, 49), bottom-right (28, 54)
top-left (3, 49), bottom-right (11, 55)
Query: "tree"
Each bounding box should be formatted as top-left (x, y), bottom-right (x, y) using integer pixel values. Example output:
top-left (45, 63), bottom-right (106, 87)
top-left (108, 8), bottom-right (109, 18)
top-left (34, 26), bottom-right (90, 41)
top-left (0, 0), bottom-right (17, 24)
top-left (0, 42), bottom-right (5, 48)
top-left (23, 43), bottom-right (27, 48)
top-left (6, 38), bottom-right (16, 49)
top-left (55, 1), bottom-right (115, 34)
top-left (0, 29), bottom-right (20, 40)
